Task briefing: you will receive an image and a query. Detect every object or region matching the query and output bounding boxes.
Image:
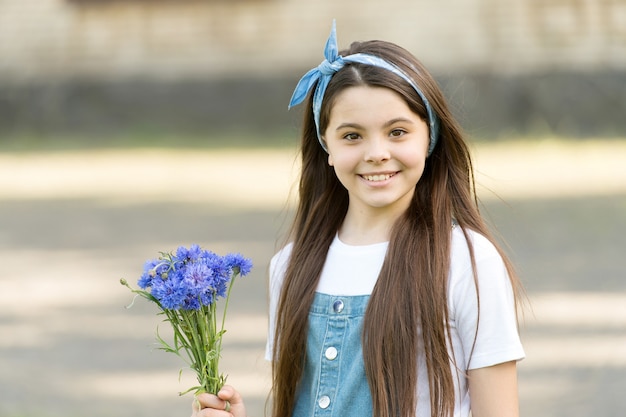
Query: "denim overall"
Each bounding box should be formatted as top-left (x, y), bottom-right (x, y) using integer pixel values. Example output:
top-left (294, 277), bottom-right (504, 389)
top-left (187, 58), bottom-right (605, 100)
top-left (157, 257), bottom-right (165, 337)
top-left (293, 292), bottom-right (373, 417)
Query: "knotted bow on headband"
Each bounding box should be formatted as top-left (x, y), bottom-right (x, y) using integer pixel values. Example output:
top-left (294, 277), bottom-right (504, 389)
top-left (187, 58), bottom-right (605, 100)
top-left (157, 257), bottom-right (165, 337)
top-left (288, 20), bottom-right (440, 155)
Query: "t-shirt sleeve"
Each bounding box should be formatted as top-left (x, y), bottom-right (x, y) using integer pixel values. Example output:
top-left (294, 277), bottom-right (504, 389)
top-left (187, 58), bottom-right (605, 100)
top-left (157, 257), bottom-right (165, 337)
top-left (449, 233), bottom-right (525, 370)
top-left (264, 244), bottom-right (292, 361)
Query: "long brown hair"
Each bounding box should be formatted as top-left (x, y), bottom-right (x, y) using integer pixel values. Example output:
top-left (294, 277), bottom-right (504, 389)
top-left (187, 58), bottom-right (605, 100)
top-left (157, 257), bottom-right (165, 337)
top-left (272, 40), bottom-right (522, 417)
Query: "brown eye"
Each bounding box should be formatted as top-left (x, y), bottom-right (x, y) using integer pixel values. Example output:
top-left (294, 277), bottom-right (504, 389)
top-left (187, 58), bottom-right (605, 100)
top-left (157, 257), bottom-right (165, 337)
top-left (390, 129), bottom-right (406, 137)
top-left (343, 133), bottom-right (361, 141)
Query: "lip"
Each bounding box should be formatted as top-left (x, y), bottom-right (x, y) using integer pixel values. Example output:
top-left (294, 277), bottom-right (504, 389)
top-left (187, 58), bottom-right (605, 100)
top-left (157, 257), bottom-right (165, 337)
top-left (359, 171), bottom-right (398, 183)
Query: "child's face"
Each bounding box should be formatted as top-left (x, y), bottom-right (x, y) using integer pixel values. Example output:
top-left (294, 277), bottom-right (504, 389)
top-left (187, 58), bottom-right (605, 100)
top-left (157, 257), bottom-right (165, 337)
top-left (323, 85), bottom-right (430, 217)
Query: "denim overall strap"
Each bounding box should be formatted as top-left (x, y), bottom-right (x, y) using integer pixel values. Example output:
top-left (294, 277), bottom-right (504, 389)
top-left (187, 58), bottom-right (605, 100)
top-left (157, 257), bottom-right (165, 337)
top-left (293, 293), bottom-right (372, 417)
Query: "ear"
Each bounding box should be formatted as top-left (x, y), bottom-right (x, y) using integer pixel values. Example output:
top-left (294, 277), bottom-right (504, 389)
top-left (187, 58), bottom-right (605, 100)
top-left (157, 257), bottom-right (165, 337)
top-left (322, 137), bottom-right (334, 166)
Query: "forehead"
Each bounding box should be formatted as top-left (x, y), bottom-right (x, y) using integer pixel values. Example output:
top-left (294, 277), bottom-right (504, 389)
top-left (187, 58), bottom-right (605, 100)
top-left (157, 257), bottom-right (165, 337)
top-left (327, 85), bottom-right (416, 123)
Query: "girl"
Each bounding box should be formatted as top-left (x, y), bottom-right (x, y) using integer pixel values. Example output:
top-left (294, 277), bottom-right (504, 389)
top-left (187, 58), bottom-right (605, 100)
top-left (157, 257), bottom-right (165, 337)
top-left (193, 21), bottom-right (524, 417)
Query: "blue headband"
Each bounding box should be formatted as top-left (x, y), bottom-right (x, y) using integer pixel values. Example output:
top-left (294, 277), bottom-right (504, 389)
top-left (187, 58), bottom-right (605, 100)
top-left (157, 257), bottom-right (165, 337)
top-left (288, 20), bottom-right (439, 155)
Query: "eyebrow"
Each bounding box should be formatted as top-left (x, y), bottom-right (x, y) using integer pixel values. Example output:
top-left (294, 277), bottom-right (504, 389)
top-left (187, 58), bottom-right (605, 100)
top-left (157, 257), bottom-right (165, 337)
top-left (335, 117), bottom-right (416, 131)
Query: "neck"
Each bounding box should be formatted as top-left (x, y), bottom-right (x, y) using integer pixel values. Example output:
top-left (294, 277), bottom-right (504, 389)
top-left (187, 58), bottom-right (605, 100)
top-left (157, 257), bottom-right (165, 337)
top-left (339, 205), bottom-right (403, 245)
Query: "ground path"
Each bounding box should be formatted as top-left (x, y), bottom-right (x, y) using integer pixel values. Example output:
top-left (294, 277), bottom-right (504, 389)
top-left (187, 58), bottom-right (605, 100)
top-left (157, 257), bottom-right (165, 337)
top-left (1, 139), bottom-right (625, 417)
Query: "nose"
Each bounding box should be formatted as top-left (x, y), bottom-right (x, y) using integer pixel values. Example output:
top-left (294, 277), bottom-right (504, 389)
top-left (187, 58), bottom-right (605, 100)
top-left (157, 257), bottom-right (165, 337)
top-left (364, 136), bottom-right (390, 163)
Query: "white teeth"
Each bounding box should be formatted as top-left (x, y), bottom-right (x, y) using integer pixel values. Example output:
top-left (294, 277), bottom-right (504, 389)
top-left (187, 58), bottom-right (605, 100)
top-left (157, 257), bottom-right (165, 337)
top-left (363, 174), bottom-right (392, 182)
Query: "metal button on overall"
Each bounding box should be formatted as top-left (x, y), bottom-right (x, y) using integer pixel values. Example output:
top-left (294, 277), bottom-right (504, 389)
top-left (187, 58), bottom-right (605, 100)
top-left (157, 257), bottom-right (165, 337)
top-left (318, 395), bottom-right (331, 409)
top-left (333, 299), bottom-right (344, 313)
top-left (325, 346), bottom-right (338, 360)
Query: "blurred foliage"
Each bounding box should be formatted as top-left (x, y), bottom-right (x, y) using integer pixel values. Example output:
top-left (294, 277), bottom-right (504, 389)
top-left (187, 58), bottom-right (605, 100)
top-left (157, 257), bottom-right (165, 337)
top-left (2, 129), bottom-right (625, 154)
top-left (0, 128), bottom-right (298, 153)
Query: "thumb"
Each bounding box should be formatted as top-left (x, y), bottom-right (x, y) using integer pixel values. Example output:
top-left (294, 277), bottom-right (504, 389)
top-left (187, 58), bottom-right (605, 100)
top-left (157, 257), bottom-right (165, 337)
top-left (217, 385), bottom-right (243, 403)
top-left (217, 385), bottom-right (246, 415)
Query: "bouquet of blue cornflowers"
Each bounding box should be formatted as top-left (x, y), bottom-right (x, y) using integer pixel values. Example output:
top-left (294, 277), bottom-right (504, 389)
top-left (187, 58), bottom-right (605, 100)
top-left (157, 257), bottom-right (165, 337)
top-left (120, 244), bottom-right (252, 396)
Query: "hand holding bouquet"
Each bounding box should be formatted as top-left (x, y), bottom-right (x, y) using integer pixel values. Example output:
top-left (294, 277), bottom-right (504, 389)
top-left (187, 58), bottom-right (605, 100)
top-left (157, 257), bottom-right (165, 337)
top-left (121, 244), bottom-right (252, 396)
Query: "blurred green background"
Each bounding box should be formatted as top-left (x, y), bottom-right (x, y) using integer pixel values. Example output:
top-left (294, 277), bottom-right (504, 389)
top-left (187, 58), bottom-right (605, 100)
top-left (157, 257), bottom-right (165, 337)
top-left (1, 1), bottom-right (625, 416)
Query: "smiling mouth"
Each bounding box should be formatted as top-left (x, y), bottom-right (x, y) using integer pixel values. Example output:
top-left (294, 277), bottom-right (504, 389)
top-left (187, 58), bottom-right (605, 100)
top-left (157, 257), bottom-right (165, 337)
top-left (361, 173), bottom-right (396, 182)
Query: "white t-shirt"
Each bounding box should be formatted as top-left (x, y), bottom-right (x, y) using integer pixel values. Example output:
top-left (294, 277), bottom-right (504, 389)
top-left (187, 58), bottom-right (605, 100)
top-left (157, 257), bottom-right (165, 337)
top-left (266, 226), bottom-right (525, 416)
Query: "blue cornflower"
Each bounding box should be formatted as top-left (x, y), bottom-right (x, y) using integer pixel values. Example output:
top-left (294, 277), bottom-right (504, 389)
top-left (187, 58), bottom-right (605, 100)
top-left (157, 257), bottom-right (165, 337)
top-left (181, 262), bottom-right (217, 306)
top-left (213, 276), bottom-right (229, 299)
top-left (176, 244), bottom-right (203, 263)
top-left (200, 253), bottom-right (230, 280)
top-left (198, 289), bottom-right (215, 307)
top-left (150, 270), bottom-right (186, 310)
top-left (138, 259), bottom-right (162, 288)
top-left (197, 256), bottom-right (231, 300)
top-left (224, 253), bottom-right (253, 276)
top-left (182, 294), bottom-right (202, 310)
top-left (182, 262), bottom-right (212, 288)
top-left (200, 250), bottom-right (226, 271)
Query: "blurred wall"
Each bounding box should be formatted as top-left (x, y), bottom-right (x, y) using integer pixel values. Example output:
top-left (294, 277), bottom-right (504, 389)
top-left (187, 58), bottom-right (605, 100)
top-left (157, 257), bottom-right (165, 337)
top-left (1, 0), bottom-right (625, 138)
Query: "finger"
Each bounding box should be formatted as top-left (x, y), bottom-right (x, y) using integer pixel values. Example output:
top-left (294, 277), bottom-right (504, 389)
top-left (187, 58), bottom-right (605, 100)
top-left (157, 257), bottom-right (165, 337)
top-left (217, 385), bottom-right (246, 416)
top-left (217, 385), bottom-right (243, 406)
top-left (193, 393), bottom-right (214, 410)
top-left (193, 392), bottom-right (232, 413)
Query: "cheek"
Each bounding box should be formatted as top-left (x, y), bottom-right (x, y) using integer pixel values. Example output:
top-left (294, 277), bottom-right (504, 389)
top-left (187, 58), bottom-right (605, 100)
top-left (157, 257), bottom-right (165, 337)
top-left (410, 153), bottom-right (427, 168)
top-left (403, 153), bottom-right (428, 180)
top-left (327, 152), bottom-right (355, 174)
top-left (327, 154), bottom-right (356, 187)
